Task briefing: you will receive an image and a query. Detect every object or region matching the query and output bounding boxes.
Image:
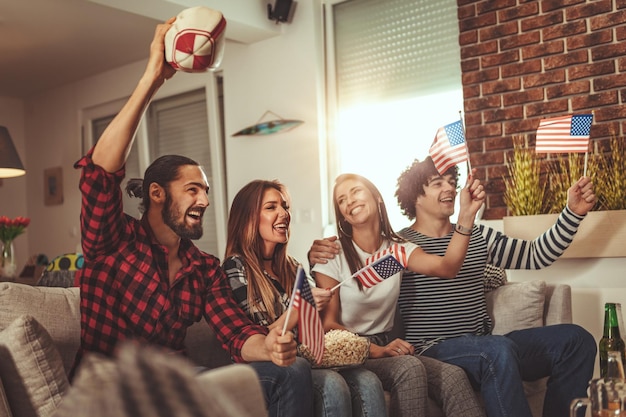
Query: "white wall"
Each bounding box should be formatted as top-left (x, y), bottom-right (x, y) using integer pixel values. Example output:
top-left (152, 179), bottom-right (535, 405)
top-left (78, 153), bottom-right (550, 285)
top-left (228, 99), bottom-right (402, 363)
top-left (0, 0), bottom-right (324, 270)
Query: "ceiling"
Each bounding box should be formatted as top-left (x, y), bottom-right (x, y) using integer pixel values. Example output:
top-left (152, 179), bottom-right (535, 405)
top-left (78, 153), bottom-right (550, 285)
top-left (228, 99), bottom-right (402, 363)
top-left (0, 0), bottom-right (279, 99)
top-left (0, 0), bottom-right (160, 98)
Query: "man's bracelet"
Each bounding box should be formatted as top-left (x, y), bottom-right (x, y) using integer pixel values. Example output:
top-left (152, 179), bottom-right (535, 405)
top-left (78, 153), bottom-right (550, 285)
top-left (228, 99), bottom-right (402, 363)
top-left (455, 224), bottom-right (473, 236)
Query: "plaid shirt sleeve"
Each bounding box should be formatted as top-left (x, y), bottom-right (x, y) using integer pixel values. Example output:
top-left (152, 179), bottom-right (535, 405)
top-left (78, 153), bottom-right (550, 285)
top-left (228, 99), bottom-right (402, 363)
top-left (203, 262), bottom-right (268, 362)
top-left (74, 151), bottom-right (128, 259)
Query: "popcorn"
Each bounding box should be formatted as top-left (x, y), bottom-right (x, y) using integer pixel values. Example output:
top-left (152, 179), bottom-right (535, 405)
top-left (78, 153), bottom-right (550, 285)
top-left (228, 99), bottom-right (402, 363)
top-left (300, 329), bottom-right (370, 368)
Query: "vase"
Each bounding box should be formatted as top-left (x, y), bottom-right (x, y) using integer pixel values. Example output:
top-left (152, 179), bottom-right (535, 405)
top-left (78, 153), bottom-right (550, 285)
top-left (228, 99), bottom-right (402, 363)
top-left (0, 240), bottom-right (16, 279)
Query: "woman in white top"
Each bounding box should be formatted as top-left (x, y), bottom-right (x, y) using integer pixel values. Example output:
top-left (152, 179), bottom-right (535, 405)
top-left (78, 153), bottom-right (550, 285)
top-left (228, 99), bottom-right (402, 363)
top-left (313, 173), bottom-right (486, 417)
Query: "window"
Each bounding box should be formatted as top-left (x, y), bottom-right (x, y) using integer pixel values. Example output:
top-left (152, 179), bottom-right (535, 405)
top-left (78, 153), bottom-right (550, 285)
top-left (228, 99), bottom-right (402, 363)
top-left (324, 0), bottom-right (466, 229)
top-left (84, 78), bottom-right (226, 257)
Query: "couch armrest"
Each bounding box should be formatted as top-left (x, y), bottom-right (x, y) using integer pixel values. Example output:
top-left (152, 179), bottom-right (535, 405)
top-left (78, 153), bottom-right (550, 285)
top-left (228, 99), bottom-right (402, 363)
top-left (196, 364), bottom-right (267, 417)
top-left (543, 284), bottom-right (572, 326)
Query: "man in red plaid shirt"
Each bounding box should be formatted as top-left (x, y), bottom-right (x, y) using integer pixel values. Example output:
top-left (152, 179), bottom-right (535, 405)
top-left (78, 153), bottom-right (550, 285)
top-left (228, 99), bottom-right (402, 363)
top-left (72, 18), bottom-right (312, 417)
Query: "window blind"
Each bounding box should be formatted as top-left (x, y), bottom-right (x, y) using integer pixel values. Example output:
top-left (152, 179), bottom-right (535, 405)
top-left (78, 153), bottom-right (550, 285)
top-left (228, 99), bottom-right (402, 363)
top-left (333, 0), bottom-right (461, 107)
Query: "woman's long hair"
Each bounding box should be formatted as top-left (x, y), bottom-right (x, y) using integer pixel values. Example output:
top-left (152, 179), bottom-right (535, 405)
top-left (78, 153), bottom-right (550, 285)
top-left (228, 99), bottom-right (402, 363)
top-left (225, 180), bottom-right (298, 323)
top-left (333, 173), bottom-right (404, 290)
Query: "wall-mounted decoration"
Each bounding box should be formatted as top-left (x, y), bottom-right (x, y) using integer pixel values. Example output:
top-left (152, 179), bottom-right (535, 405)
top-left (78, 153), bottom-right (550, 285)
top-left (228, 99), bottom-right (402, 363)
top-left (44, 167), bottom-right (64, 206)
top-left (232, 111), bottom-right (303, 136)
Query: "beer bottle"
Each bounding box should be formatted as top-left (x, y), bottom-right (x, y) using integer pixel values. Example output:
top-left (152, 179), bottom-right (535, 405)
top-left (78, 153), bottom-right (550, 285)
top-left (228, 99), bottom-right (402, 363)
top-left (599, 302), bottom-right (626, 378)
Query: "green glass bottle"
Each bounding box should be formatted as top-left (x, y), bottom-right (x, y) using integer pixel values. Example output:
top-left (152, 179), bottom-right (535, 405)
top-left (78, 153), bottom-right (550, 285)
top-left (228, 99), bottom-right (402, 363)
top-left (599, 302), bottom-right (626, 378)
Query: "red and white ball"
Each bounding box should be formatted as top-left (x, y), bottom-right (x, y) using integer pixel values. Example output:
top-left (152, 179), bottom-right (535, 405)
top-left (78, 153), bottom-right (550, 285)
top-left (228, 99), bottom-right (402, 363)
top-left (164, 6), bottom-right (227, 73)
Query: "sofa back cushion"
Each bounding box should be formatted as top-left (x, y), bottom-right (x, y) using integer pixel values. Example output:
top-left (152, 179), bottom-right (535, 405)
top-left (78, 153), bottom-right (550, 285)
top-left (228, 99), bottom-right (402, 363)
top-left (0, 284), bottom-right (80, 375)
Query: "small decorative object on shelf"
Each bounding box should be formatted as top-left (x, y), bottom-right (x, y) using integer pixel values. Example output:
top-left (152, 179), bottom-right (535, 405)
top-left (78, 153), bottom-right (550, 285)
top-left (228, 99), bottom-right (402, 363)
top-left (0, 216), bottom-right (30, 278)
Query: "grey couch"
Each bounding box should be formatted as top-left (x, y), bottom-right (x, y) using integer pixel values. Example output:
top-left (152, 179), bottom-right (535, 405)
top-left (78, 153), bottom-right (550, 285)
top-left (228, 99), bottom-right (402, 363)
top-left (0, 280), bottom-right (572, 417)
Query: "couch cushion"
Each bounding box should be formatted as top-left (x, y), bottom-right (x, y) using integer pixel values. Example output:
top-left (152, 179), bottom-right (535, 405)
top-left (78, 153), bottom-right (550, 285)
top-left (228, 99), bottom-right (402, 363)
top-left (0, 315), bottom-right (69, 417)
top-left (486, 280), bottom-right (546, 335)
top-left (0, 283), bottom-right (80, 375)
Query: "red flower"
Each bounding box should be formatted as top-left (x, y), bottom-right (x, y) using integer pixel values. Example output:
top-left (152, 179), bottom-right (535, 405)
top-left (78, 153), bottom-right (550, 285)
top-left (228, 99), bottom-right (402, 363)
top-left (0, 216), bottom-right (30, 243)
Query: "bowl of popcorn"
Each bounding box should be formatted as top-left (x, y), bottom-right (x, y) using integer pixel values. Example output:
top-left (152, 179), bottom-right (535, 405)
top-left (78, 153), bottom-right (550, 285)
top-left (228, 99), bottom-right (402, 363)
top-left (300, 329), bottom-right (370, 369)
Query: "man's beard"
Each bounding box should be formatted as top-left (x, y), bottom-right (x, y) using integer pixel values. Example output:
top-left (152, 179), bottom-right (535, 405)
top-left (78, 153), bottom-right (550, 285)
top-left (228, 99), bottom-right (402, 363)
top-left (162, 192), bottom-right (204, 240)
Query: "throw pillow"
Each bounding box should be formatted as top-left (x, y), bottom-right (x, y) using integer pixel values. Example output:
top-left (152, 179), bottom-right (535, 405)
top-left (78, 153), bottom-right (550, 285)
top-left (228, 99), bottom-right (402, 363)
top-left (486, 280), bottom-right (546, 335)
top-left (0, 314), bottom-right (69, 417)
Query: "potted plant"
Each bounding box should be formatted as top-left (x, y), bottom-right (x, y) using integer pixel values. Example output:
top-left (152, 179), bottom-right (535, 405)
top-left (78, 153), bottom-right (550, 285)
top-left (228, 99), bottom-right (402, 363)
top-left (502, 135), bottom-right (626, 258)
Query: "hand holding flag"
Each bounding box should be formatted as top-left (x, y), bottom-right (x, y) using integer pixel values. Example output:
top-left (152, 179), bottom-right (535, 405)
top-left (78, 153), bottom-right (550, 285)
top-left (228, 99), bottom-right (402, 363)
top-left (282, 266), bottom-right (325, 364)
top-left (429, 120), bottom-right (470, 175)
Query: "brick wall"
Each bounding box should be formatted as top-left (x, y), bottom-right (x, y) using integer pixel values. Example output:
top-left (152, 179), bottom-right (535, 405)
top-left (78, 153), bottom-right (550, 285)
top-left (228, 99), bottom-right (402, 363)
top-left (458, 0), bottom-right (626, 219)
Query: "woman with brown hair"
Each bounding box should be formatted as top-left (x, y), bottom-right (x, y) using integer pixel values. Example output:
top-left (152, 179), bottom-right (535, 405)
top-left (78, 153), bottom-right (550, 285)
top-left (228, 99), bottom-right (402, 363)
top-left (223, 179), bottom-right (387, 417)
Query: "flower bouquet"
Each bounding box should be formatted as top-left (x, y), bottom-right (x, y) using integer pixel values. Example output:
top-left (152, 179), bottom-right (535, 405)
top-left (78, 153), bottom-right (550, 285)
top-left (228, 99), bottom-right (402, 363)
top-left (0, 216), bottom-right (30, 278)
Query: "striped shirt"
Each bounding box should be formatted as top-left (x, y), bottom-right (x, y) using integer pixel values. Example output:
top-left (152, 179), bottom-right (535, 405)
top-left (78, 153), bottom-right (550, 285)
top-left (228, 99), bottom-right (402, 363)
top-left (397, 206), bottom-right (585, 353)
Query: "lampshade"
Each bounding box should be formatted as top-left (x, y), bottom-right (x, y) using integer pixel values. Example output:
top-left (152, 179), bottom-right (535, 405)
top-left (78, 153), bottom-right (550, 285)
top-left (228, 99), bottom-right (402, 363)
top-left (0, 126), bottom-right (25, 178)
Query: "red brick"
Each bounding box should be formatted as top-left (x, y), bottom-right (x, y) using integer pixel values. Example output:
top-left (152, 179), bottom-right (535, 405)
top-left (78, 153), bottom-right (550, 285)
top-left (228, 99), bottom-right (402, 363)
top-left (522, 40), bottom-right (565, 59)
top-left (594, 104), bottom-right (626, 121)
top-left (541, 0), bottom-right (586, 13)
top-left (460, 30), bottom-right (478, 46)
top-left (546, 80), bottom-right (590, 99)
top-left (521, 12), bottom-right (563, 31)
top-left (543, 50), bottom-right (589, 70)
top-left (542, 20), bottom-right (587, 41)
top-left (566, 0), bottom-right (612, 20)
top-left (483, 107), bottom-right (524, 123)
top-left (480, 21), bottom-right (518, 41)
top-left (482, 78), bottom-right (522, 95)
top-left (568, 61), bottom-right (615, 80)
top-left (466, 123), bottom-right (503, 138)
top-left (465, 96), bottom-right (502, 112)
top-left (481, 50), bottom-right (520, 68)
top-left (459, 12), bottom-right (498, 32)
top-left (500, 31), bottom-right (541, 50)
top-left (499, 2), bottom-right (539, 22)
top-left (501, 60), bottom-right (542, 78)
top-left (462, 67), bottom-right (499, 85)
top-left (571, 91), bottom-right (619, 110)
top-left (483, 207), bottom-right (508, 220)
top-left (503, 89), bottom-right (545, 106)
top-left (618, 0), bottom-right (626, 9)
top-left (458, 3), bottom-right (476, 19)
top-left (472, 151), bottom-right (505, 167)
top-left (464, 111), bottom-right (482, 126)
top-left (477, 0), bottom-right (516, 14)
top-left (461, 41), bottom-right (498, 59)
top-left (461, 58), bottom-right (480, 72)
top-left (592, 43), bottom-right (626, 61)
top-left (523, 70), bottom-right (566, 88)
top-left (463, 85), bottom-right (481, 99)
top-left (591, 10), bottom-right (626, 30)
top-left (525, 99), bottom-right (569, 117)
top-left (618, 26), bottom-right (626, 41)
top-left (594, 74), bottom-right (626, 91)
top-left (567, 30), bottom-right (613, 50)
top-left (482, 135), bottom-right (510, 152)
top-left (504, 118), bottom-right (541, 135)
top-left (618, 57), bottom-right (626, 71)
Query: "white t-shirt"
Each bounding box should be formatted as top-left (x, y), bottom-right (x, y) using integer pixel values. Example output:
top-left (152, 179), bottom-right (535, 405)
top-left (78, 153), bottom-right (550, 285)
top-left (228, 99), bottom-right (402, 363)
top-left (312, 240), bottom-right (418, 335)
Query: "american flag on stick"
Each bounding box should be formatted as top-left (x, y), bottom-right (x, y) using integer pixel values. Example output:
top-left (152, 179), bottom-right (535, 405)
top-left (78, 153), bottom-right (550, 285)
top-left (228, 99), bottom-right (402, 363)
top-left (429, 120), bottom-right (469, 175)
top-left (290, 266), bottom-right (324, 364)
top-left (535, 114), bottom-right (593, 154)
top-left (354, 253), bottom-right (405, 289)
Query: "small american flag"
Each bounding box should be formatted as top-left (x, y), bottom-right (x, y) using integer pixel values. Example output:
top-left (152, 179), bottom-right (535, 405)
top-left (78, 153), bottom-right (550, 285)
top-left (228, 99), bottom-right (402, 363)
top-left (365, 243), bottom-right (408, 267)
top-left (354, 253), bottom-right (405, 289)
top-left (429, 120), bottom-right (469, 175)
top-left (535, 114), bottom-right (593, 154)
top-left (292, 267), bottom-right (324, 364)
